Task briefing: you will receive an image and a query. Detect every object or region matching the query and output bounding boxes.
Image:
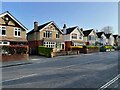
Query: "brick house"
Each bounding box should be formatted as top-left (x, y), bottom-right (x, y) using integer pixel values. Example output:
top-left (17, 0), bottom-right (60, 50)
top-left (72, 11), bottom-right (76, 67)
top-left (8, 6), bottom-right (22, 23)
top-left (83, 29), bottom-right (98, 45)
top-left (0, 11), bottom-right (28, 46)
top-left (0, 11), bottom-right (28, 61)
top-left (27, 21), bottom-right (64, 54)
top-left (62, 24), bottom-right (84, 51)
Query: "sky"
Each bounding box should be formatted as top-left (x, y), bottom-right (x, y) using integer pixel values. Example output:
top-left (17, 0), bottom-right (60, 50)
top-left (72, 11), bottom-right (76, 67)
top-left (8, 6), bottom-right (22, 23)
top-left (2, 2), bottom-right (118, 34)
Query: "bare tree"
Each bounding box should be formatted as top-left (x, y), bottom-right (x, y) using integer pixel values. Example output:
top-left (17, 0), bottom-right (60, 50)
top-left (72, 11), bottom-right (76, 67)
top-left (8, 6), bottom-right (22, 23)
top-left (101, 26), bottom-right (113, 34)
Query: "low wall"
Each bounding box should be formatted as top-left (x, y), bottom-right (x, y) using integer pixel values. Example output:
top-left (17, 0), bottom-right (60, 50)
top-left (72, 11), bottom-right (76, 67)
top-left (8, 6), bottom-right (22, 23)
top-left (0, 54), bottom-right (29, 62)
top-left (53, 50), bottom-right (79, 57)
top-left (79, 48), bottom-right (99, 54)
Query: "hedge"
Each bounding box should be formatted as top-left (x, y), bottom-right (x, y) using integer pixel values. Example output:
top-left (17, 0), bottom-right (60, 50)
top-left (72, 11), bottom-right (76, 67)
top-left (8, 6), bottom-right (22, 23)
top-left (83, 45), bottom-right (99, 49)
top-left (38, 46), bottom-right (53, 57)
top-left (100, 45), bottom-right (114, 52)
top-left (0, 45), bottom-right (28, 55)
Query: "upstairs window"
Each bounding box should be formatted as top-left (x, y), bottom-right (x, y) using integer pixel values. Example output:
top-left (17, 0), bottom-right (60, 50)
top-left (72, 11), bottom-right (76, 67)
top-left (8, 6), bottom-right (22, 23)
top-left (14, 28), bottom-right (21, 37)
top-left (43, 31), bottom-right (52, 38)
top-left (56, 32), bottom-right (60, 38)
top-left (0, 26), bottom-right (6, 36)
top-left (72, 34), bottom-right (77, 39)
top-left (79, 34), bottom-right (83, 39)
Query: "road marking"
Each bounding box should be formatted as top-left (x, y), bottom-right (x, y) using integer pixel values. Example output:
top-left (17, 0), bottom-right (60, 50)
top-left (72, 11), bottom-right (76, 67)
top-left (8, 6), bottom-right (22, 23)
top-left (98, 74), bottom-right (120, 90)
top-left (56, 64), bottom-right (76, 70)
top-left (2, 73), bottom-right (37, 83)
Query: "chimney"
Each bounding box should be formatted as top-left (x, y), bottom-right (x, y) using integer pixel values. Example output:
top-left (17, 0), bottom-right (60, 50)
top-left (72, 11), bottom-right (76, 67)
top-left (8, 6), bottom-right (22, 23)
top-left (34, 21), bottom-right (38, 31)
top-left (63, 24), bottom-right (67, 34)
top-left (80, 28), bottom-right (83, 32)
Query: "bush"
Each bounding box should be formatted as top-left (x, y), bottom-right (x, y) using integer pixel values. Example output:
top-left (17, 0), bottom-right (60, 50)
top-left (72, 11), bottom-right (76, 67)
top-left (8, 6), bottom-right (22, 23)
top-left (100, 45), bottom-right (114, 52)
top-left (38, 46), bottom-right (53, 57)
top-left (0, 45), bottom-right (28, 55)
top-left (83, 45), bottom-right (99, 49)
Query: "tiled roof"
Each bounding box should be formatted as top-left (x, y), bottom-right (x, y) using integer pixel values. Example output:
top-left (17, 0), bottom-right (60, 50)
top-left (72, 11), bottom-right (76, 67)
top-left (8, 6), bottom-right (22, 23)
top-left (66, 26), bottom-right (77, 34)
top-left (83, 29), bottom-right (93, 36)
top-left (113, 35), bottom-right (118, 39)
top-left (105, 34), bottom-right (112, 39)
top-left (27, 21), bottom-right (52, 34)
top-left (96, 32), bottom-right (104, 38)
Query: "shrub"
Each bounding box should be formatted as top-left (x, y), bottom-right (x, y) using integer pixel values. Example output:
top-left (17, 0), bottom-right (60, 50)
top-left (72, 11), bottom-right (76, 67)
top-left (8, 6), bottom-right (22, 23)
top-left (70, 46), bottom-right (83, 49)
top-left (0, 45), bottom-right (28, 55)
top-left (99, 45), bottom-right (114, 52)
top-left (38, 46), bottom-right (53, 57)
top-left (83, 45), bottom-right (99, 49)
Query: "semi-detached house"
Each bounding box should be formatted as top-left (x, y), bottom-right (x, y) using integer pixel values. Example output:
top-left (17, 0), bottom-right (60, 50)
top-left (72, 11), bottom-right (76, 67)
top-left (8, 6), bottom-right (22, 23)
top-left (27, 21), bottom-right (65, 54)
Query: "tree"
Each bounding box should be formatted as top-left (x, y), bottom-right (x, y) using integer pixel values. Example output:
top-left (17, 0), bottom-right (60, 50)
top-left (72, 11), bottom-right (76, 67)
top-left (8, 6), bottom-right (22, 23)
top-left (101, 26), bottom-right (113, 34)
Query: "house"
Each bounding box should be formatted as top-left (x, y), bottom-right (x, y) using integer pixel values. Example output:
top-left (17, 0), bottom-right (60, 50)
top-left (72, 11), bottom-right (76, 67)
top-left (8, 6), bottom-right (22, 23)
top-left (96, 32), bottom-right (106, 46)
top-left (62, 24), bottom-right (84, 51)
top-left (27, 21), bottom-right (64, 54)
top-left (0, 11), bottom-right (28, 61)
top-left (105, 33), bottom-right (114, 46)
top-left (0, 11), bottom-right (28, 46)
top-left (113, 35), bottom-right (119, 46)
top-left (83, 29), bottom-right (97, 46)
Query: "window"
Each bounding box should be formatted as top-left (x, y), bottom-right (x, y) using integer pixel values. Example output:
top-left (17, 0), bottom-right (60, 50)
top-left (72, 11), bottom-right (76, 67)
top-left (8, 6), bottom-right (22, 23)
top-left (56, 32), bottom-right (60, 38)
top-left (0, 41), bottom-right (9, 45)
top-left (43, 41), bottom-right (55, 48)
top-left (89, 36), bottom-right (91, 40)
top-left (14, 28), bottom-right (21, 37)
top-left (72, 34), bottom-right (77, 39)
top-left (89, 35), bottom-right (95, 40)
top-left (0, 26), bottom-right (6, 36)
top-left (43, 31), bottom-right (52, 38)
top-left (79, 35), bottom-right (82, 39)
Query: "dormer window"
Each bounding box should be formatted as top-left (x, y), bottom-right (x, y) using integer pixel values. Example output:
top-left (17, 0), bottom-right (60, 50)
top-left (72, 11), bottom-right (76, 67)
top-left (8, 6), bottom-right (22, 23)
top-left (0, 26), bottom-right (6, 36)
top-left (14, 28), bottom-right (21, 37)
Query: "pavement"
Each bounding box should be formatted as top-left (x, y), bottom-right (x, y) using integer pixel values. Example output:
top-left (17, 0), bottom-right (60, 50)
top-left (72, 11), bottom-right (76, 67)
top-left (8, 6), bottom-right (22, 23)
top-left (1, 52), bottom-right (106, 68)
top-left (1, 51), bottom-right (119, 89)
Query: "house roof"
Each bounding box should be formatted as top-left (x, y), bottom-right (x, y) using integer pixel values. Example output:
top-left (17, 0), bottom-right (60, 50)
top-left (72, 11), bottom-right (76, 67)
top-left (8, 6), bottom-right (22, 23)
top-left (65, 26), bottom-right (77, 34)
top-left (113, 35), bottom-right (118, 39)
top-left (0, 11), bottom-right (28, 31)
top-left (96, 32), bottom-right (104, 38)
top-left (83, 29), bottom-right (93, 36)
top-left (105, 34), bottom-right (112, 39)
top-left (27, 21), bottom-right (63, 35)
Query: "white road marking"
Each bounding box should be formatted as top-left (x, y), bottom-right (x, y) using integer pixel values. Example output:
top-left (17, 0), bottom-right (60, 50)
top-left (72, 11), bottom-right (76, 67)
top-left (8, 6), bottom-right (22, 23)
top-left (56, 64), bottom-right (76, 70)
top-left (98, 74), bottom-right (120, 90)
top-left (2, 73), bottom-right (37, 83)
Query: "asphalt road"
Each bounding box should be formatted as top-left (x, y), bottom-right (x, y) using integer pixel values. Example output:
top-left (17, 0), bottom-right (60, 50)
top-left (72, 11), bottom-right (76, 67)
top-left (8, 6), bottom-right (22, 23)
top-left (2, 51), bottom-right (119, 89)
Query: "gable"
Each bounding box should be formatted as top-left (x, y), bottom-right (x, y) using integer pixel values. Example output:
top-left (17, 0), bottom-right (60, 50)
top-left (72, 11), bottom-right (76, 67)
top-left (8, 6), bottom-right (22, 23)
top-left (0, 11), bottom-right (28, 31)
top-left (89, 30), bottom-right (95, 36)
top-left (40, 21), bottom-right (63, 34)
top-left (71, 27), bottom-right (83, 36)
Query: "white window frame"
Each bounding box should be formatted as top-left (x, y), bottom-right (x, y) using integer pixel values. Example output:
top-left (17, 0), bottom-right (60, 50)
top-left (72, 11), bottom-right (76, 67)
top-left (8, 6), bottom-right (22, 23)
top-left (0, 26), bottom-right (6, 36)
top-left (56, 31), bottom-right (60, 39)
top-left (72, 33), bottom-right (77, 39)
top-left (0, 41), bottom-right (10, 45)
top-left (14, 28), bottom-right (21, 37)
top-left (44, 41), bottom-right (56, 48)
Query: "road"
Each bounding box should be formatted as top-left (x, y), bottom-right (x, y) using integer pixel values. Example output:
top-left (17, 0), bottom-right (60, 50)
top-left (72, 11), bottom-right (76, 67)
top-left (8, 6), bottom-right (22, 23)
top-left (2, 51), bottom-right (119, 89)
